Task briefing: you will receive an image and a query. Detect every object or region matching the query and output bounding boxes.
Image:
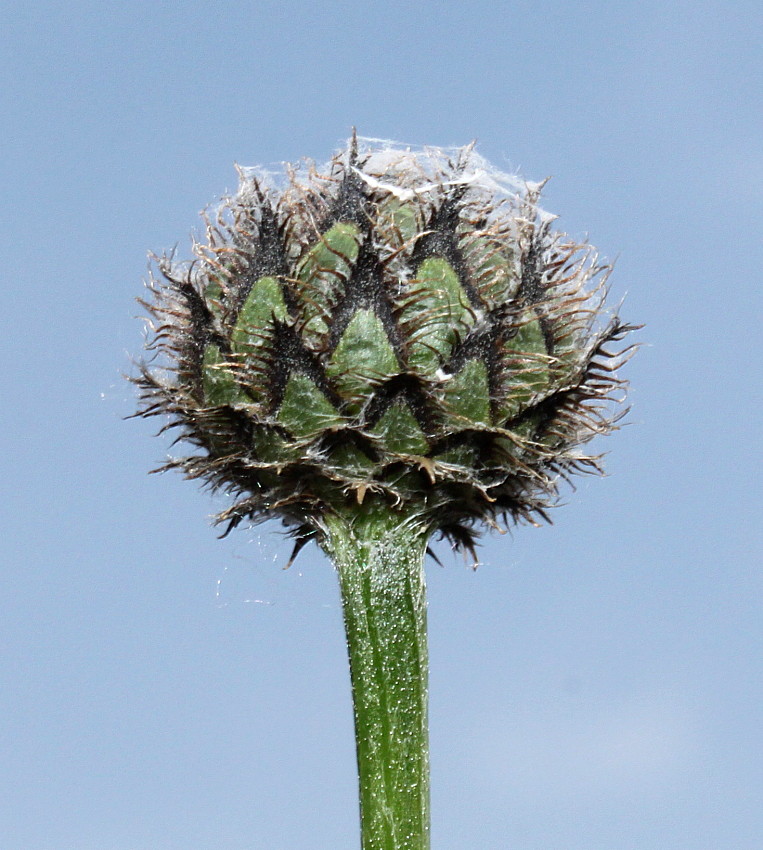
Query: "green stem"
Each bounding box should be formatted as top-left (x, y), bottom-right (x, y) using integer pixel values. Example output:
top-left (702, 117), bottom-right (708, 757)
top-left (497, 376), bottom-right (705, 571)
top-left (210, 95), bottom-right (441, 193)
top-left (320, 507), bottom-right (431, 850)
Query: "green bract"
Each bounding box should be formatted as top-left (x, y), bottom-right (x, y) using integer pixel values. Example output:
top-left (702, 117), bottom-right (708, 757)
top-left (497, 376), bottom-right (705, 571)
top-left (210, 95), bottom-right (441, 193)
top-left (136, 136), bottom-right (634, 558)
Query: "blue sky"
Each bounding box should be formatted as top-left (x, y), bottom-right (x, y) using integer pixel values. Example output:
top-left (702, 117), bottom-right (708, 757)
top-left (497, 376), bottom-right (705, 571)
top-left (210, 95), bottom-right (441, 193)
top-left (1, 1), bottom-right (761, 848)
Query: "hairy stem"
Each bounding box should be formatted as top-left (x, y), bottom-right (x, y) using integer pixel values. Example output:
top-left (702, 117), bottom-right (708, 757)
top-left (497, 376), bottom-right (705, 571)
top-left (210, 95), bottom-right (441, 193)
top-left (321, 507), bottom-right (431, 850)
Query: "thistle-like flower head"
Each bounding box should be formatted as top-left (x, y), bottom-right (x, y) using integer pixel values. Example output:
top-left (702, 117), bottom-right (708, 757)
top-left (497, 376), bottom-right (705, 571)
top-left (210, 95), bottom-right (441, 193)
top-left (135, 135), bottom-right (636, 558)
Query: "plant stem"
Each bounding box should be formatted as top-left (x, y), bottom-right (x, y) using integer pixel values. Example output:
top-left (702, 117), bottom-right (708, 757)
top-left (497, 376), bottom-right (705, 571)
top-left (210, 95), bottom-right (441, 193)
top-left (321, 507), bottom-right (431, 850)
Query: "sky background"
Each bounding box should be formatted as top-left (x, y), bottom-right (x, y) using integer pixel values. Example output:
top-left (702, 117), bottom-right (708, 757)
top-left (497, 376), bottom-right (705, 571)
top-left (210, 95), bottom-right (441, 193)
top-left (1, 1), bottom-right (761, 848)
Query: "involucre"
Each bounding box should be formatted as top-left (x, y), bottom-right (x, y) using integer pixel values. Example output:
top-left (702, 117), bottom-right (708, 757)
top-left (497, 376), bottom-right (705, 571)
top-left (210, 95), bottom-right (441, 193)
top-left (136, 135), bottom-right (634, 557)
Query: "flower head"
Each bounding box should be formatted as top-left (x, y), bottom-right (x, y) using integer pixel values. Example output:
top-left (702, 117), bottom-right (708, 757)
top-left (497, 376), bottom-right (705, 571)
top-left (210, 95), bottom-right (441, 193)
top-left (135, 134), bottom-right (636, 559)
